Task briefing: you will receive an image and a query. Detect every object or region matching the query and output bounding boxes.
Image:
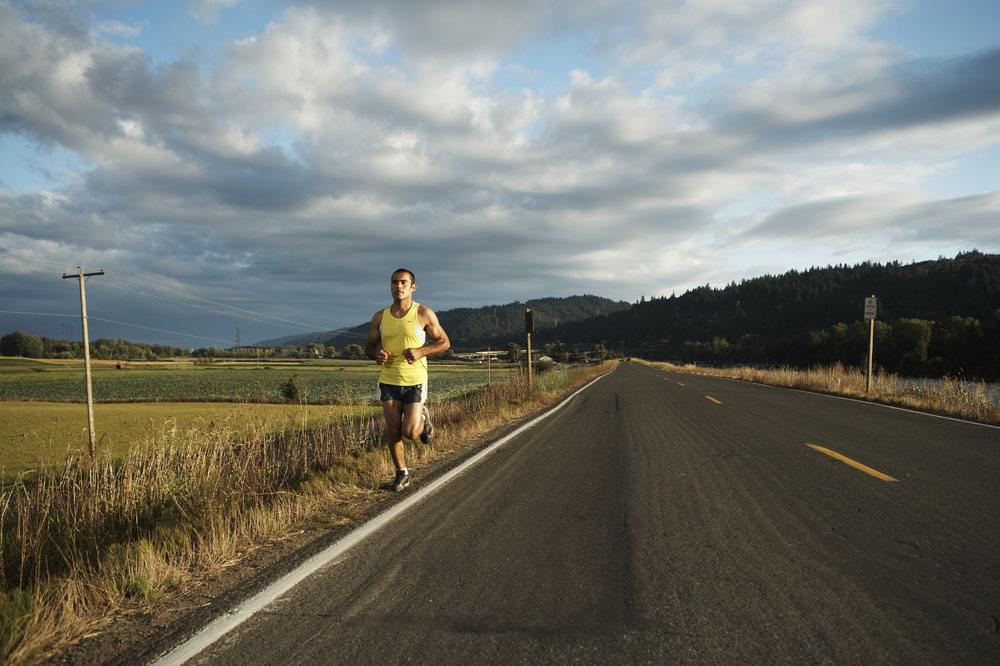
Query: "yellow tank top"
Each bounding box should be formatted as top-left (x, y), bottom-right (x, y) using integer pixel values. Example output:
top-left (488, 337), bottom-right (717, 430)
top-left (378, 302), bottom-right (428, 386)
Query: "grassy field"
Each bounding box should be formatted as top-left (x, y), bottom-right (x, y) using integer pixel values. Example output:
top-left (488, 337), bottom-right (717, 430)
top-left (0, 358), bottom-right (505, 403)
top-left (0, 357), bottom-right (505, 475)
top-left (1, 401), bottom-right (378, 478)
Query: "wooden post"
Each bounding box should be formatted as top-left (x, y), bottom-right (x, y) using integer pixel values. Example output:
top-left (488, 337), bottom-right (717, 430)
top-left (63, 267), bottom-right (104, 462)
top-left (866, 317), bottom-right (875, 394)
top-left (525, 309), bottom-right (533, 391)
top-left (526, 333), bottom-right (532, 390)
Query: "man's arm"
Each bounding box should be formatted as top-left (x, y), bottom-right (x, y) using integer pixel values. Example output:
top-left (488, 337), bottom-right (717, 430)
top-left (403, 305), bottom-right (450, 363)
top-left (366, 310), bottom-right (390, 364)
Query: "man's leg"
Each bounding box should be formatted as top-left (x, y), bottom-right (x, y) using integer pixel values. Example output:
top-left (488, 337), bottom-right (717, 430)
top-left (381, 399), bottom-right (406, 471)
top-left (400, 382), bottom-right (433, 444)
top-left (401, 402), bottom-right (425, 441)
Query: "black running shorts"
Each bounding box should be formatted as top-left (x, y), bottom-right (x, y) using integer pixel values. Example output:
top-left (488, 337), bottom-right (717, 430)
top-left (378, 382), bottom-right (426, 404)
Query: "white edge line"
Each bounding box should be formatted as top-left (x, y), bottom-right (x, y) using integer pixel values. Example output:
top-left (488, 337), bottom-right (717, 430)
top-left (151, 369), bottom-right (614, 666)
top-left (654, 366), bottom-right (1000, 431)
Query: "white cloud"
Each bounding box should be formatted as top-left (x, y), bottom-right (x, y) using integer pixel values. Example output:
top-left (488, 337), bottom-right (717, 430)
top-left (318, 0), bottom-right (556, 57)
top-left (743, 189), bottom-right (1000, 249)
top-left (95, 19), bottom-right (143, 39)
top-left (189, 0), bottom-right (241, 24)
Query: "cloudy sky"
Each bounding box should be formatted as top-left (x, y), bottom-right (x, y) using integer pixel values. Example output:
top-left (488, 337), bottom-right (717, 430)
top-left (2, 0), bottom-right (999, 347)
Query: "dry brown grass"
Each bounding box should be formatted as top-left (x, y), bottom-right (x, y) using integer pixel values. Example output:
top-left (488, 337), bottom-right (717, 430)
top-left (646, 360), bottom-right (1000, 425)
top-left (0, 362), bottom-right (612, 663)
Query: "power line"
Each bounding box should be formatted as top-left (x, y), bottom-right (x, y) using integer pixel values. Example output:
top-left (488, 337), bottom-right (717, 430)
top-left (96, 279), bottom-right (322, 332)
top-left (0, 309), bottom-right (77, 319)
top-left (1, 254), bottom-right (370, 341)
top-left (106, 269), bottom-right (339, 332)
top-left (1, 251), bottom-right (342, 332)
top-left (101, 271), bottom-right (370, 340)
top-left (95, 278), bottom-right (368, 340)
top-left (0, 309), bottom-right (367, 346)
top-left (0, 309), bottom-right (237, 345)
top-left (0, 251), bottom-right (82, 270)
top-left (85, 315), bottom-right (239, 345)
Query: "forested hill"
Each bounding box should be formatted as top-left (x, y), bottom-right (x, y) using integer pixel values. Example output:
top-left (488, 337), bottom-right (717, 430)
top-left (545, 251), bottom-right (1000, 380)
top-left (441, 295), bottom-right (630, 347)
top-left (258, 294), bottom-right (630, 350)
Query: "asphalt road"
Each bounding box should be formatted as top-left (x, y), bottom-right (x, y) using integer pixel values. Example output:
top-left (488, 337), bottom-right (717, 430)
top-left (184, 361), bottom-right (1000, 664)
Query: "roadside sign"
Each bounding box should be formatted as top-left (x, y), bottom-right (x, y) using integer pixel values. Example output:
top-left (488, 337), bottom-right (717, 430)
top-left (864, 296), bottom-right (877, 321)
top-left (864, 295), bottom-right (877, 392)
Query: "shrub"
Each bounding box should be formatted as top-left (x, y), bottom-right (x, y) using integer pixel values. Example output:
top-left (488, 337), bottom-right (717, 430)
top-left (280, 375), bottom-right (302, 403)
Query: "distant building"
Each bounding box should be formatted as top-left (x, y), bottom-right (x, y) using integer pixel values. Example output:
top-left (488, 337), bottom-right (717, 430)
top-left (454, 350), bottom-right (507, 362)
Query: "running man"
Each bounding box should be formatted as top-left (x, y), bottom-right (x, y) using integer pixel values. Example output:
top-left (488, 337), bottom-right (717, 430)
top-left (366, 268), bottom-right (451, 491)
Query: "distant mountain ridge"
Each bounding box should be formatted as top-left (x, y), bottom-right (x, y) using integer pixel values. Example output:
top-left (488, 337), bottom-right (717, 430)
top-left (255, 294), bottom-right (631, 349)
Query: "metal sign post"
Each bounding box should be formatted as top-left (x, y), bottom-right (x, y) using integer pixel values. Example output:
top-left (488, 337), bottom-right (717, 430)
top-left (525, 309), bottom-right (533, 390)
top-left (864, 295), bottom-right (877, 394)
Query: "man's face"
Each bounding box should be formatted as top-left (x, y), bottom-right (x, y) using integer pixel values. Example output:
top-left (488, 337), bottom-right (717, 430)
top-left (390, 272), bottom-right (415, 300)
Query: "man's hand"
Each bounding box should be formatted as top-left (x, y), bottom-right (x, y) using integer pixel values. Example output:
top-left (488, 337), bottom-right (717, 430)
top-left (375, 348), bottom-right (392, 365)
top-left (403, 347), bottom-right (423, 363)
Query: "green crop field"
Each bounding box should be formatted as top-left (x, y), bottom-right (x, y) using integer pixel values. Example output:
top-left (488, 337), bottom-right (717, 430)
top-left (0, 401), bottom-right (379, 478)
top-left (0, 358), bottom-right (508, 404)
top-left (0, 358), bottom-right (513, 476)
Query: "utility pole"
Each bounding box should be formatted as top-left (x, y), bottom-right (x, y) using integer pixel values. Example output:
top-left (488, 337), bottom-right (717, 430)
top-left (63, 267), bottom-right (104, 462)
top-left (487, 345), bottom-right (491, 385)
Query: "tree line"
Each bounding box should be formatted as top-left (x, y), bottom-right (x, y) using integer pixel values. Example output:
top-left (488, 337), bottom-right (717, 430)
top-left (543, 251), bottom-right (1000, 380)
top-left (0, 331), bottom-right (187, 361)
top-left (672, 315), bottom-right (1000, 379)
top-left (0, 331), bottom-right (374, 361)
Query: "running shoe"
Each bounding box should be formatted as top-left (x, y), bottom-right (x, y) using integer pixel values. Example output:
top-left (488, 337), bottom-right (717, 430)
top-left (391, 469), bottom-right (410, 492)
top-left (419, 405), bottom-right (434, 444)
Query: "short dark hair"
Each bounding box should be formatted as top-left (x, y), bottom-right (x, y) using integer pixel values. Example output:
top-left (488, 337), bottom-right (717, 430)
top-left (391, 268), bottom-right (415, 283)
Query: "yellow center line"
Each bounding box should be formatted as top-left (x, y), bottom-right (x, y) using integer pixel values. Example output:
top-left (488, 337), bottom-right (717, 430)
top-left (705, 395), bottom-right (722, 404)
top-left (806, 443), bottom-right (898, 482)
